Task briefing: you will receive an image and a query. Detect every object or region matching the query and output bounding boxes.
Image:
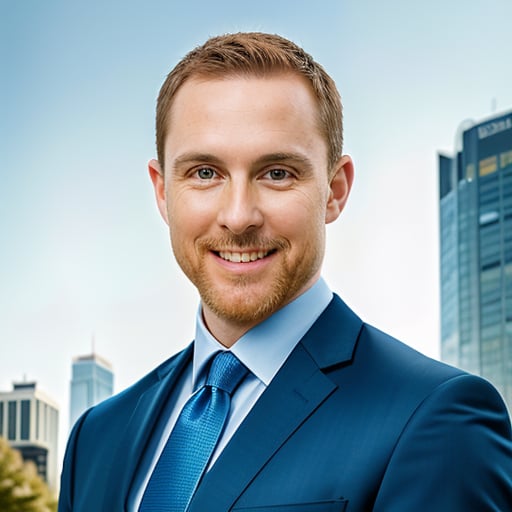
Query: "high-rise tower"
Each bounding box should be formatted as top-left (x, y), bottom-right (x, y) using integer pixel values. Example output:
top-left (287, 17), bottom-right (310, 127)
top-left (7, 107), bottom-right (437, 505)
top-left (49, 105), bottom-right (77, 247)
top-left (69, 353), bottom-right (113, 429)
top-left (439, 109), bottom-right (512, 410)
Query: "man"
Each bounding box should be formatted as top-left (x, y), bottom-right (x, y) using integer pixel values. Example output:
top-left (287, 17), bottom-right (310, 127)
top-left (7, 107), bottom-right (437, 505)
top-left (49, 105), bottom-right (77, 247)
top-left (58, 33), bottom-right (512, 511)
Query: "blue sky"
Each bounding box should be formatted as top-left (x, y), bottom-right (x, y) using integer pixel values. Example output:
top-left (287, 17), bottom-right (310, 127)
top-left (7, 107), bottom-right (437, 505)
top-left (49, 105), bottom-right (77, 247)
top-left (1, 0), bottom-right (512, 460)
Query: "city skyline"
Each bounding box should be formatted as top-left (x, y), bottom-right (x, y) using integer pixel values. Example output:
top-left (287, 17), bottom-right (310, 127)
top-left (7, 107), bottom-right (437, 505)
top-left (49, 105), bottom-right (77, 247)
top-left (1, 0), bottom-right (512, 463)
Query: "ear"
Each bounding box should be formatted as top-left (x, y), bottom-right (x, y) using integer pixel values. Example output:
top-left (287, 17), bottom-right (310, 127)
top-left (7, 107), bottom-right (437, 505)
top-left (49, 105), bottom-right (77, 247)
top-left (325, 155), bottom-right (354, 224)
top-left (148, 159), bottom-right (169, 225)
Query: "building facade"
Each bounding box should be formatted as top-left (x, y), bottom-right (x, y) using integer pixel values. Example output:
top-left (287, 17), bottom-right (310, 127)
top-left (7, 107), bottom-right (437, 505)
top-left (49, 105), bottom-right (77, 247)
top-left (0, 381), bottom-right (59, 491)
top-left (69, 353), bottom-right (113, 430)
top-left (439, 110), bottom-right (512, 411)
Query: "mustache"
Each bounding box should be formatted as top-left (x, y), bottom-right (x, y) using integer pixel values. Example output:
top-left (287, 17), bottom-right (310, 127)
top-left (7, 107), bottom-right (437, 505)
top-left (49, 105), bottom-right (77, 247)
top-left (199, 234), bottom-right (289, 251)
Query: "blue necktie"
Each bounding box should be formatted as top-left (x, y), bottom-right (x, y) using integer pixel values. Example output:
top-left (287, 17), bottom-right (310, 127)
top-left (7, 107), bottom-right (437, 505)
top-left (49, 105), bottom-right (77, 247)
top-left (139, 351), bottom-right (249, 512)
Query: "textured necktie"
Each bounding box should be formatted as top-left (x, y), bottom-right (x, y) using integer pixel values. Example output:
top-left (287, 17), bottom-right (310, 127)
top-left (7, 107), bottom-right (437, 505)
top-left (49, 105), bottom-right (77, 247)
top-left (139, 351), bottom-right (249, 512)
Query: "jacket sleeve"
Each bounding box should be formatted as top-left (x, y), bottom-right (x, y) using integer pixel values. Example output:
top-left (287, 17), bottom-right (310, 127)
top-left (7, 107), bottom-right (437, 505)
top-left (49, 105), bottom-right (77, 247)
top-left (373, 374), bottom-right (512, 510)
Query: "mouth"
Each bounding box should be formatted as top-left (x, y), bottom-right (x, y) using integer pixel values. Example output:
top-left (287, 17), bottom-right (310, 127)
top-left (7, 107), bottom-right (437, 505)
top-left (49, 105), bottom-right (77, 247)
top-left (216, 249), bottom-right (276, 263)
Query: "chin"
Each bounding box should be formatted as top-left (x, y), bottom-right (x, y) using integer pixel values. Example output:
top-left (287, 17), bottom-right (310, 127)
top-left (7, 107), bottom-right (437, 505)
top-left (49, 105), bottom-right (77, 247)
top-left (202, 284), bottom-right (288, 326)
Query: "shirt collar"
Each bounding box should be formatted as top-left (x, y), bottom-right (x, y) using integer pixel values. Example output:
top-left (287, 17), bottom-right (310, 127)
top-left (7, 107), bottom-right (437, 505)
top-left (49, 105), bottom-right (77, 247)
top-left (193, 277), bottom-right (332, 390)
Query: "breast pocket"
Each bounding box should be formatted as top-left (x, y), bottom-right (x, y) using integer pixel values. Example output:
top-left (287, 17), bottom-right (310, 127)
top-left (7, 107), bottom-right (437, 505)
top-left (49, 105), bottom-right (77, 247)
top-left (232, 498), bottom-right (348, 511)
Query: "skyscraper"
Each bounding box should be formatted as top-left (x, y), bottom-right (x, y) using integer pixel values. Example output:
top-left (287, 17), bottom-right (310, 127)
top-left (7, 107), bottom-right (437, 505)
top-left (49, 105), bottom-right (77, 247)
top-left (69, 353), bottom-right (114, 430)
top-left (439, 109), bottom-right (512, 411)
top-left (0, 381), bottom-right (59, 492)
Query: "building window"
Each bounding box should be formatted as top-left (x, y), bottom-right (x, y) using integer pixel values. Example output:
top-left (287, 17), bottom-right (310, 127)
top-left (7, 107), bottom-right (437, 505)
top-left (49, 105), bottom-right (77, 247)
top-left (466, 163), bottom-right (475, 181)
top-left (479, 155), bottom-right (498, 177)
top-left (8, 401), bottom-right (17, 440)
top-left (43, 403), bottom-right (48, 441)
top-left (501, 150), bottom-right (512, 169)
top-left (20, 400), bottom-right (30, 440)
top-left (36, 400), bottom-right (40, 440)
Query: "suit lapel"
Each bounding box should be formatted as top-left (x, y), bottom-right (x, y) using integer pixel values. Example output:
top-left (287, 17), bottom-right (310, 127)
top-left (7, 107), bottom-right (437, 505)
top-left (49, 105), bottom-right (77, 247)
top-left (188, 295), bottom-right (363, 512)
top-left (301, 294), bottom-right (362, 370)
top-left (102, 344), bottom-right (193, 511)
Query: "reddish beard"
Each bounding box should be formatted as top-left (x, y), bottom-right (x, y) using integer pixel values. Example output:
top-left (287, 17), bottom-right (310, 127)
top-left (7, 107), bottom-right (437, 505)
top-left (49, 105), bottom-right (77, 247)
top-left (172, 231), bottom-right (321, 327)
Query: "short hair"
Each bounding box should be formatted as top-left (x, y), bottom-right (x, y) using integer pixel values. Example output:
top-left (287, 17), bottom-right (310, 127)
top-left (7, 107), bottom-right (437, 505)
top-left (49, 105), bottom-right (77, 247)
top-left (156, 32), bottom-right (343, 171)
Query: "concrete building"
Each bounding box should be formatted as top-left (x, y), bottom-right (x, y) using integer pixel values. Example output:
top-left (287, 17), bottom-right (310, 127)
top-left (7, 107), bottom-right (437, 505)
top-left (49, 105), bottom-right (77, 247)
top-left (69, 353), bottom-right (113, 430)
top-left (0, 381), bottom-right (59, 492)
top-left (439, 109), bottom-right (512, 410)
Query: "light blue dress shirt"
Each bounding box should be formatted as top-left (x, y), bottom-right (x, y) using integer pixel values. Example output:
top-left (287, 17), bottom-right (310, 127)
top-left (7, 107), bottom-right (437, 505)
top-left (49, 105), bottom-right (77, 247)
top-left (130, 278), bottom-right (333, 510)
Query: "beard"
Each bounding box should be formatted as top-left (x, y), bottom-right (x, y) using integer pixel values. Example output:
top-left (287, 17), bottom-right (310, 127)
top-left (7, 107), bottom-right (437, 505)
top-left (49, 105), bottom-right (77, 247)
top-left (172, 231), bottom-right (323, 327)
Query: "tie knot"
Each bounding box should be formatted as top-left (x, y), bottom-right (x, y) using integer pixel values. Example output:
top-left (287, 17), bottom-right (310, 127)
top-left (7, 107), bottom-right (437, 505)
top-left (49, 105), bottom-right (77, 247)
top-left (206, 351), bottom-right (249, 395)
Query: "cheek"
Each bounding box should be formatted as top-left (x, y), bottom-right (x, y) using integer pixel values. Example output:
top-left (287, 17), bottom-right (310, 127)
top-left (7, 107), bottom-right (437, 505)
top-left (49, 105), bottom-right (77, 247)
top-left (269, 195), bottom-right (325, 240)
top-left (167, 190), bottom-right (215, 231)
top-left (168, 202), bottom-right (222, 263)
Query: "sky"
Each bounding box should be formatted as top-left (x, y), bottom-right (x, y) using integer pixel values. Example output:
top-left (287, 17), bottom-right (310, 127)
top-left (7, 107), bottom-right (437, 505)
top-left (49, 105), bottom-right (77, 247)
top-left (1, 0), bottom-right (512, 463)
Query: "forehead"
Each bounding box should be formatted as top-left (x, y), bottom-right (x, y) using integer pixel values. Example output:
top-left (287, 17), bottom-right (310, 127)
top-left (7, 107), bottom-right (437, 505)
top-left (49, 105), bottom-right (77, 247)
top-left (164, 74), bottom-right (326, 160)
top-left (172, 72), bottom-right (319, 115)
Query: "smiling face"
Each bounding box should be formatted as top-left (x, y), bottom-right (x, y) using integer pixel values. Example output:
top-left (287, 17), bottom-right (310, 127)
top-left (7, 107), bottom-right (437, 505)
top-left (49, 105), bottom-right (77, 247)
top-left (150, 73), bottom-right (353, 345)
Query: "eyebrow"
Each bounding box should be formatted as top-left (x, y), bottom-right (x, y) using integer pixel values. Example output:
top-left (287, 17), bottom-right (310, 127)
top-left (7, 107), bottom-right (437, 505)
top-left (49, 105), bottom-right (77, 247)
top-left (171, 153), bottom-right (224, 170)
top-left (171, 151), bottom-right (315, 173)
top-left (253, 152), bottom-right (315, 171)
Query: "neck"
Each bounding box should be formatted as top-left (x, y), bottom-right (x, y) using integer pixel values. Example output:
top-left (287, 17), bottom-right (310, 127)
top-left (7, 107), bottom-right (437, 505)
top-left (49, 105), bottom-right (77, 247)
top-left (200, 308), bottom-right (261, 348)
top-left (200, 278), bottom-right (321, 347)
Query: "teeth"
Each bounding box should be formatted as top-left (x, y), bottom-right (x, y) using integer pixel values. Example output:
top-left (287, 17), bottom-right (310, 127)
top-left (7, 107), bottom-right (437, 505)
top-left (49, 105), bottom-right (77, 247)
top-left (219, 250), bottom-right (270, 263)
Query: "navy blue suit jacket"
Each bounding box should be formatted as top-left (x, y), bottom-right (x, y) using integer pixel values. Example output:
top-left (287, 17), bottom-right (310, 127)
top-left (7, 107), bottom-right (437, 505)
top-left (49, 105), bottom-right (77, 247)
top-left (59, 295), bottom-right (512, 511)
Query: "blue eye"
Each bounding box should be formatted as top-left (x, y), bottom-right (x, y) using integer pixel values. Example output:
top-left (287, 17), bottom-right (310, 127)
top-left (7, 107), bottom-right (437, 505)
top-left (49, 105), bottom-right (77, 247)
top-left (268, 169), bottom-right (288, 180)
top-left (197, 167), bottom-right (216, 179)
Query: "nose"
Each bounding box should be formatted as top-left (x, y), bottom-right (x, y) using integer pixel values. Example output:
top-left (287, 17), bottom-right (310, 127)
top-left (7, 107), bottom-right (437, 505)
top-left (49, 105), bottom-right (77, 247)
top-left (216, 178), bottom-right (264, 234)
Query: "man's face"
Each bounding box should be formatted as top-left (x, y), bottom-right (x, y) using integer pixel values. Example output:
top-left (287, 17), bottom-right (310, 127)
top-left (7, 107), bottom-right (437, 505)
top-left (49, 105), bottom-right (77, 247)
top-left (150, 73), bottom-right (353, 341)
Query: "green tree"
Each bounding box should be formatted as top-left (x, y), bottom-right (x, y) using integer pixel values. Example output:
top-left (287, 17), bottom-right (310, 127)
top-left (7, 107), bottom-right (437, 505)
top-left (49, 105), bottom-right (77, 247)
top-left (0, 437), bottom-right (57, 512)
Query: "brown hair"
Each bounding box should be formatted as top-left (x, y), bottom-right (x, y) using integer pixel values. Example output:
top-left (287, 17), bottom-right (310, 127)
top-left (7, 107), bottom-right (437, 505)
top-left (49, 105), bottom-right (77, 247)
top-left (156, 32), bottom-right (343, 171)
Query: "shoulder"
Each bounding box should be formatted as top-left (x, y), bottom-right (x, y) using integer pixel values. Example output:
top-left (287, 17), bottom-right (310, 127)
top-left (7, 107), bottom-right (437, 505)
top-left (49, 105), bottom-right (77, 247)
top-left (315, 294), bottom-right (507, 414)
top-left (324, 310), bottom-right (466, 398)
top-left (354, 325), bottom-right (512, 507)
top-left (357, 323), bottom-right (462, 381)
top-left (372, 362), bottom-right (512, 508)
top-left (324, 310), bottom-right (510, 429)
top-left (357, 322), bottom-right (511, 446)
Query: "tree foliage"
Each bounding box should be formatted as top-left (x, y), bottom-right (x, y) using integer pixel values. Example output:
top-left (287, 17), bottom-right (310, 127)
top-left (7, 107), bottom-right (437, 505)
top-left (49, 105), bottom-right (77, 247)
top-left (0, 436), bottom-right (57, 512)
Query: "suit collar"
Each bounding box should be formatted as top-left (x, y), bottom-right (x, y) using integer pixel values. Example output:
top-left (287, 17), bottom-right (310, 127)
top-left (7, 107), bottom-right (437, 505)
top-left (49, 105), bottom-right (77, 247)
top-left (188, 295), bottom-right (363, 511)
top-left (194, 277), bottom-right (333, 388)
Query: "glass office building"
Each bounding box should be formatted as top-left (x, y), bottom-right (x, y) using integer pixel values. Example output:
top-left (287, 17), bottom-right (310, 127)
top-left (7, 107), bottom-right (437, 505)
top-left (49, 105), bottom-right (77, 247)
top-left (69, 353), bottom-right (113, 430)
top-left (439, 110), bottom-right (512, 410)
top-left (0, 382), bottom-right (59, 492)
